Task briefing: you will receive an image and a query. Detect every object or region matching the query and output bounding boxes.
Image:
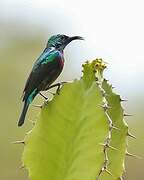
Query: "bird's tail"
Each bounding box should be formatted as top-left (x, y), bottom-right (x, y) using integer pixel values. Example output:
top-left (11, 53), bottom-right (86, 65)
top-left (18, 101), bottom-right (29, 127)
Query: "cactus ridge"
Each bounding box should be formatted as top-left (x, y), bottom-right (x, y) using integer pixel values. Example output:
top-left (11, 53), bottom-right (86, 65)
top-left (17, 59), bottom-right (136, 180)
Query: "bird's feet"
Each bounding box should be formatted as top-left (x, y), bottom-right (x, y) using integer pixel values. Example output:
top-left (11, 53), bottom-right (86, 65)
top-left (57, 81), bottom-right (67, 94)
top-left (39, 92), bottom-right (48, 100)
top-left (47, 81), bottom-right (67, 95)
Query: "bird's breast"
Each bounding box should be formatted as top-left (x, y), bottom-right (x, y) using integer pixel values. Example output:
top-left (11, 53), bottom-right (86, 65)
top-left (59, 58), bottom-right (64, 67)
top-left (57, 51), bottom-right (64, 68)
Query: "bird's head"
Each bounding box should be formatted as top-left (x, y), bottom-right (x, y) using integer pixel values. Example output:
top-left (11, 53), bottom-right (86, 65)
top-left (47, 34), bottom-right (84, 50)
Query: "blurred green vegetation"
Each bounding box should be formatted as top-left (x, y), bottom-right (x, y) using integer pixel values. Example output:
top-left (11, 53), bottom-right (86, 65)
top-left (0, 29), bottom-right (45, 179)
top-left (0, 24), bottom-right (143, 180)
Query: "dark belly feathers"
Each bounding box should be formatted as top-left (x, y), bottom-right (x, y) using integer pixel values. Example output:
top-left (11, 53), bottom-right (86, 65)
top-left (23, 56), bottom-right (64, 101)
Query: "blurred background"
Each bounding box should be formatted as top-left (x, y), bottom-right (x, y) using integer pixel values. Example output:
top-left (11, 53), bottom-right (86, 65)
top-left (0, 0), bottom-right (143, 179)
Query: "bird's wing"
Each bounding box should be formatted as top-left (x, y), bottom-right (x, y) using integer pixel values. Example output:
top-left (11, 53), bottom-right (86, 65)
top-left (22, 48), bottom-right (62, 101)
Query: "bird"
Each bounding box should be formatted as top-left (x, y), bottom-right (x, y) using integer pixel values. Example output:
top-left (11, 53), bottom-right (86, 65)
top-left (18, 34), bottom-right (84, 127)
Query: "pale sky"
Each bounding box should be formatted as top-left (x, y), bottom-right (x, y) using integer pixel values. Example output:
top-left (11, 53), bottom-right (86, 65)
top-left (1, 0), bottom-right (144, 97)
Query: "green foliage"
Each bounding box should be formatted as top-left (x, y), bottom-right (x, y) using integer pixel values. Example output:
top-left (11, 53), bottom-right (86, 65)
top-left (22, 59), bottom-right (130, 180)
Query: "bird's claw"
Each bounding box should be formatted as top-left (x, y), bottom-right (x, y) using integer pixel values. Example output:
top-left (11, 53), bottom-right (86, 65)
top-left (39, 92), bottom-right (48, 100)
top-left (56, 81), bottom-right (67, 95)
top-left (56, 88), bottom-right (60, 95)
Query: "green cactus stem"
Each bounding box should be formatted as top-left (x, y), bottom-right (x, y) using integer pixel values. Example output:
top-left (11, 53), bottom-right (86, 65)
top-left (20, 59), bottom-right (133, 180)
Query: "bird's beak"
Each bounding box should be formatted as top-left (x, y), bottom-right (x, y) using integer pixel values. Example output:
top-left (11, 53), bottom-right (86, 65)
top-left (62, 36), bottom-right (84, 50)
top-left (68, 36), bottom-right (84, 42)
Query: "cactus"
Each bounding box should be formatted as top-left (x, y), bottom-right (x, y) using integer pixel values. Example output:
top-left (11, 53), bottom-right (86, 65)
top-left (21, 59), bottom-right (134, 180)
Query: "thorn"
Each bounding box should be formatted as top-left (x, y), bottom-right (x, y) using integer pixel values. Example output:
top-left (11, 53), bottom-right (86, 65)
top-left (11, 140), bottom-right (25, 144)
top-left (99, 143), bottom-right (105, 146)
top-left (26, 130), bottom-right (32, 135)
top-left (108, 145), bottom-right (118, 151)
top-left (103, 61), bottom-right (109, 65)
top-left (99, 104), bottom-right (111, 110)
top-left (120, 98), bottom-right (128, 102)
top-left (96, 81), bottom-right (100, 85)
top-left (101, 167), bottom-right (105, 172)
top-left (19, 165), bottom-right (25, 169)
top-left (126, 151), bottom-right (142, 159)
top-left (99, 143), bottom-right (108, 149)
top-left (99, 143), bottom-right (118, 151)
top-left (127, 131), bottom-right (136, 139)
top-left (103, 105), bottom-right (112, 110)
top-left (104, 78), bottom-right (108, 82)
top-left (112, 126), bottom-right (120, 131)
top-left (96, 166), bottom-right (106, 180)
top-left (119, 176), bottom-right (124, 180)
top-left (107, 105), bottom-right (112, 109)
top-left (124, 113), bottom-right (133, 117)
top-left (32, 104), bottom-right (42, 108)
top-left (105, 169), bottom-right (113, 177)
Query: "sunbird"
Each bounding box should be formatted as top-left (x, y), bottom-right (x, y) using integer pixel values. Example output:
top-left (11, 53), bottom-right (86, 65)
top-left (18, 34), bottom-right (83, 126)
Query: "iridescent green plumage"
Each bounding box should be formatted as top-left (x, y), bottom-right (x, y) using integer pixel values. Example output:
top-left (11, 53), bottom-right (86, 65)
top-left (18, 34), bottom-right (83, 126)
